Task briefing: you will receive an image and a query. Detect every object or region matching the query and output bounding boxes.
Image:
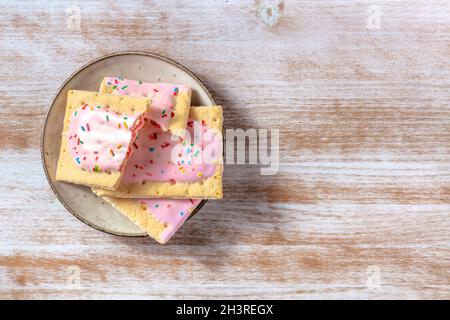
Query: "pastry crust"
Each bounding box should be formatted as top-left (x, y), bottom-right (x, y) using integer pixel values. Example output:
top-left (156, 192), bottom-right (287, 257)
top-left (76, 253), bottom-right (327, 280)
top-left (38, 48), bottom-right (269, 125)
top-left (55, 90), bottom-right (151, 190)
top-left (99, 78), bottom-right (191, 132)
top-left (168, 91), bottom-right (191, 132)
top-left (93, 106), bottom-right (223, 198)
top-left (94, 191), bottom-right (167, 243)
top-left (93, 190), bottom-right (200, 244)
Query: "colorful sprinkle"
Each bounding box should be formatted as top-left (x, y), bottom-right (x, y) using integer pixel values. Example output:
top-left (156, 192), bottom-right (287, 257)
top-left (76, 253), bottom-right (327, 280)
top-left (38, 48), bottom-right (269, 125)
top-left (133, 142), bottom-right (139, 149)
top-left (123, 121), bottom-right (129, 129)
top-left (121, 85), bottom-right (128, 90)
top-left (149, 147), bottom-right (155, 152)
top-left (194, 150), bottom-right (200, 157)
top-left (197, 172), bottom-right (203, 177)
top-left (80, 126), bottom-right (86, 131)
top-left (110, 149), bottom-right (115, 157)
top-left (93, 164), bottom-right (101, 172)
top-left (173, 87), bottom-right (179, 96)
top-left (117, 144), bottom-right (122, 149)
top-left (106, 114), bottom-right (110, 121)
top-left (86, 123), bottom-right (90, 131)
top-left (75, 157), bottom-right (80, 164)
top-left (161, 142), bottom-right (170, 149)
top-left (74, 111), bottom-right (78, 117)
top-left (179, 211), bottom-right (184, 216)
top-left (155, 204), bottom-right (159, 208)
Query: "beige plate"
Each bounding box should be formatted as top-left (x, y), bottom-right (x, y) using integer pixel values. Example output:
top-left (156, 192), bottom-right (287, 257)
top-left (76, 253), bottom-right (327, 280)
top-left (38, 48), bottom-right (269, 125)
top-left (41, 52), bottom-right (215, 237)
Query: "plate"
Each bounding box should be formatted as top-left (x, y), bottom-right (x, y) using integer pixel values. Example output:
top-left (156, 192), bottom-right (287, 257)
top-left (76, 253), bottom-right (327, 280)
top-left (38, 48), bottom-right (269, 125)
top-left (41, 52), bottom-right (215, 237)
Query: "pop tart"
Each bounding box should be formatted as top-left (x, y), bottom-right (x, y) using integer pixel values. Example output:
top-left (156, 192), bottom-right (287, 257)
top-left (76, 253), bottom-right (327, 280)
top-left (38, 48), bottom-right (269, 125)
top-left (94, 191), bottom-right (201, 244)
top-left (56, 90), bottom-right (151, 190)
top-left (99, 77), bottom-right (191, 132)
top-left (92, 106), bottom-right (223, 199)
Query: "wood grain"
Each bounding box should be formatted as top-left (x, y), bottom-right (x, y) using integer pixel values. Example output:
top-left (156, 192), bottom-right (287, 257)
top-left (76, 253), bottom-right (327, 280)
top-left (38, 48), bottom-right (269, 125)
top-left (0, 0), bottom-right (449, 299)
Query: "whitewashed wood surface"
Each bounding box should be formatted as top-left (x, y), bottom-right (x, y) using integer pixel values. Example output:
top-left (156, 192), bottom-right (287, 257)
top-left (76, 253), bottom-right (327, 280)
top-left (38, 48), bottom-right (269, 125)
top-left (0, 0), bottom-right (449, 299)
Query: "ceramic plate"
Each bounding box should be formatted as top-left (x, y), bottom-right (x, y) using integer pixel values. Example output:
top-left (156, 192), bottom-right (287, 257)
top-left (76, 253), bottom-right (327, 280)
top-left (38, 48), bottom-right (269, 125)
top-left (41, 52), bottom-right (215, 236)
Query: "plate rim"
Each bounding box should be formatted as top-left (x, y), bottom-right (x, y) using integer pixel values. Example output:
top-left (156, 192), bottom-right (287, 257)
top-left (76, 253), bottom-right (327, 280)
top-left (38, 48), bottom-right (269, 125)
top-left (40, 51), bottom-right (215, 237)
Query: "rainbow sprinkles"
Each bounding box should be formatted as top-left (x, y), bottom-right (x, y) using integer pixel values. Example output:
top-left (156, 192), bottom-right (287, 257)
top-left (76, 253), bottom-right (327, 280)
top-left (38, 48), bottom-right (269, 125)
top-left (56, 76), bottom-right (223, 244)
top-left (67, 104), bottom-right (140, 173)
top-left (92, 106), bottom-right (223, 199)
top-left (55, 90), bottom-right (151, 190)
top-left (100, 77), bottom-right (191, 133)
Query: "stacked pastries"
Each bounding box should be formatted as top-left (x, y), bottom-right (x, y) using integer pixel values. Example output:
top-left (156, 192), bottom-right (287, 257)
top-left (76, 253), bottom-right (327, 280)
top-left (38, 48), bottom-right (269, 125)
top-left (56, 77), bottom-right (223, 243)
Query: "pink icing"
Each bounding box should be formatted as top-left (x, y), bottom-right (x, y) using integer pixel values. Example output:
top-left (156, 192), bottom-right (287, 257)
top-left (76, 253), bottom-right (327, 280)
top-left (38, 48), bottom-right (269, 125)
top-left (140, 198), bottom-right (201, 243)
top-left (67, 104), bottom-right (145, 172)
top-left (103, 77), bottom-right (190, 131)
top-left (121, 119), bottom-right (221, 183)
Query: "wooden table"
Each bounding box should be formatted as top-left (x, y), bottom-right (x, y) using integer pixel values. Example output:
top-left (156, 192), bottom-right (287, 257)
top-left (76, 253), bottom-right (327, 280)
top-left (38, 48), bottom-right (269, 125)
top-left (1, 0), bottom-right (449, 299)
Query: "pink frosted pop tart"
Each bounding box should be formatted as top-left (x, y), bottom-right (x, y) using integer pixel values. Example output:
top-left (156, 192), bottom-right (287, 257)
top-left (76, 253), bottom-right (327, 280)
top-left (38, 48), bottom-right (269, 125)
top-left (92, 106), bottom-right (223, 199)
top-left (99, 77), bottom-right (191, 132)
top-left (56, 90), bottom-right (151, 190)
top-left (93, 190), bottom-right (201, 244)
